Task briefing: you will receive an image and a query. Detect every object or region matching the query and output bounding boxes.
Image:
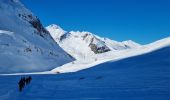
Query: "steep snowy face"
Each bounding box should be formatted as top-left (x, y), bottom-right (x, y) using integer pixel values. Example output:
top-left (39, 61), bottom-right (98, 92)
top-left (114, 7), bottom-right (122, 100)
top-left (0, 0), bottom-right (49, 39)
top-left (46, 24), bottom-right (141, 60)
top-left (68, 31), bottom-right (111, 54)
top-left (46, 25), bottom-right (111, 59)
top-left (0, 0), bottom-right (74, 74)
top-left (46, 24), bottom-right (66, 42)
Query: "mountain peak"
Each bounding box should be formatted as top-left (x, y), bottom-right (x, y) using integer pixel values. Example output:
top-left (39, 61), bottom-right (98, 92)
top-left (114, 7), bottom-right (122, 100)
top-left (46, 24), bottom-right (144, 59)
top-left (122, 40), bottom-right (141, 48)
top-left (122, 40), bottom-right (136, 44)
top-left (46, 24), bottom-right (66, 41)
top-left (47, 24), bottom-right (63, 30)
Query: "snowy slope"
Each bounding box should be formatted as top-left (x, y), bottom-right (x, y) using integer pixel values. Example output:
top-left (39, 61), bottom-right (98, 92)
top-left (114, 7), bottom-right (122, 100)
top-left (0, 45), bottom-right (170, 100)
top-left (102, 38), bottom-right (141, 50)
top-left (0, 0), bottom-right (74, 74)
top-left (46, 24), bottom-right (66, 42)
top-left (52, 37), bottom-right (170, 73)
top-left (46, 24), bottom-right (141, 60)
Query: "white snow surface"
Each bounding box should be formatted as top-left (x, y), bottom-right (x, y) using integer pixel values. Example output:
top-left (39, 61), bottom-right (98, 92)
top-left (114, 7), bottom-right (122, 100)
top-left (0, 0), bottom-right (169, 75)
top-left (0, 43), bottom-right (170, 99)
top-left (46, 24), bottom-right (141, 60)
top-left (52, 37), bottom-right (170, 73)
top-left (46, 24), bottom-right (66, 42)
top-left (45, 24), bottom-right (170, 74)
top-left (0, 0), bottom-right (74, 74)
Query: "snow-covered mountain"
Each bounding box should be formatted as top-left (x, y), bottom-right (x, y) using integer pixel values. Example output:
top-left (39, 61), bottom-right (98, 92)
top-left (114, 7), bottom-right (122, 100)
top-left (46, 24), bottom-right (141, 60)
top-left (101, 38), bottom-right (141, 50)
top-left (0, 0), bottom-right (74, 74)
top-left (52, 36), bottom-right (170, 73)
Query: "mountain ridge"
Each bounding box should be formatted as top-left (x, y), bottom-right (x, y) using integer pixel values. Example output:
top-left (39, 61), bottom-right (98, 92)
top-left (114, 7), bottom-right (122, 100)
top-left (46, 24), bottom-right (141, 60)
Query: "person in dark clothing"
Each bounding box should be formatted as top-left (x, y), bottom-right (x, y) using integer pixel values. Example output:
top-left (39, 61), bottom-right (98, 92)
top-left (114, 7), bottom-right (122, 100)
top-left (18, 76), bottom-right (32, 92)
top-left (22, 77), bottom-right (26, 87)
top-left (25, 76), bottom-right (32, 85)
top-left (29, 76), bottom-right (32, 82)
top-left (18, 78), bottom-right (25, 92)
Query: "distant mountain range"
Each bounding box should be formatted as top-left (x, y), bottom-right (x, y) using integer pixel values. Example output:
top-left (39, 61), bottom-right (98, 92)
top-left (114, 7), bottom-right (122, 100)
top-left (46, 24), bottom-right (141, 60)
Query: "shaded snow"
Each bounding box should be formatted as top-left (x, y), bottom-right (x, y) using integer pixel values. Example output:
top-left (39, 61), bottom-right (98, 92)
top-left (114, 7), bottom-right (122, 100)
top-left (0, 45), bottom-right (170, 100)
top-left (0, 0), bottom-right (74, 74)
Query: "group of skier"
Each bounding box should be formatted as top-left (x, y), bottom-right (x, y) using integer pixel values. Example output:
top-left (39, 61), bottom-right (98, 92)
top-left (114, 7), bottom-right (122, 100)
top-left (18, 76), bottom-right (32, 92)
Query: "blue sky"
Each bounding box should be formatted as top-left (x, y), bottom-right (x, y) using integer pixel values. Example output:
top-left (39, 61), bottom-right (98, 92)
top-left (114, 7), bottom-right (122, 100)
top-left (21, 0), bottom-right (170, 44)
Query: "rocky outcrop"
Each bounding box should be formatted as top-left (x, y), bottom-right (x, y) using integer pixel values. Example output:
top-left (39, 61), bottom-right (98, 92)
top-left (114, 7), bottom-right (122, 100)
top-left (18, 13), bottom-right (48, 38)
